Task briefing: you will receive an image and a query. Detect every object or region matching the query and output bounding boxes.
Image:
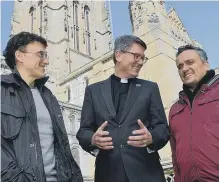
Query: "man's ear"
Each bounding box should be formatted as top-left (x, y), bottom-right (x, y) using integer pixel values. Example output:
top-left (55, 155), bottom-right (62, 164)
top-left (115, 51), bottom-right (123, 63)
top-left (15, 50), bottom-right (24, 63)
top-left (204, 61), bottom-right (210, 70)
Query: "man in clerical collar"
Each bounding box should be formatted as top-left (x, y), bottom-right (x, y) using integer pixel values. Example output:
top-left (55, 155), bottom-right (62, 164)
top-left (77, 35), bottom-right (169, 182)
top-left (169, 45), bottom-right (219, 182)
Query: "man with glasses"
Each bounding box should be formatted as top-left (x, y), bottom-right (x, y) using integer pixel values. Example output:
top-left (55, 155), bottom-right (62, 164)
top-left (77, 35), bottom-right (169, 182)
top-left (1, 32), bottom-right (83, 182)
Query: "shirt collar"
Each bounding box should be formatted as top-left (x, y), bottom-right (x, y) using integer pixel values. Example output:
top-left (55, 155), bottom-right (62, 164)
top-left (12, 68), bottom-right (49, 89)
top-left (111, 74), bottom-right (136, 84)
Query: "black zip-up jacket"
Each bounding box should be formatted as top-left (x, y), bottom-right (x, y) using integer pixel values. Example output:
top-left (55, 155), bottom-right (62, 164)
top-left (1, 70), bottom-right (83, 182)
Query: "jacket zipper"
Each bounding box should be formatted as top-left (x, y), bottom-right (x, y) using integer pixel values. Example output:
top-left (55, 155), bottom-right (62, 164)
top-left (34, 144), bottom-right (38, 165)
top-left (188, 91), bottom-right (203, 182)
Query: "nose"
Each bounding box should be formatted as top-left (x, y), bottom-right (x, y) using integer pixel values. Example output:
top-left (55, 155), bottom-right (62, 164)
top-left (43, 58), bottom-right (49, 65)
top-left (138, 59), bottom-right (144, 66)
top-left (182, 64), bottom-right (189, 72)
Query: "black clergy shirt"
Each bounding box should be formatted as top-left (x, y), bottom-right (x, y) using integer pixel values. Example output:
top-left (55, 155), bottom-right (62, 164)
top-left (111, 74), bottom-right (136, 122)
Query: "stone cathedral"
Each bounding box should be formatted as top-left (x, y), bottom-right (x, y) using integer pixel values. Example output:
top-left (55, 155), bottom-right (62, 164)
top-left (2, 0), bottom-right (214, 181)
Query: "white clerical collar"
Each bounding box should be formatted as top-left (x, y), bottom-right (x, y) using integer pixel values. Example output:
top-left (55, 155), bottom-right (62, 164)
top-left (120, 78), bottom-right (128, 83)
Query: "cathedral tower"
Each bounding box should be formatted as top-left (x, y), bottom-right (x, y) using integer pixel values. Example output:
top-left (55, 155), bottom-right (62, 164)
top-left (11, 0), bottom-right (113, 92)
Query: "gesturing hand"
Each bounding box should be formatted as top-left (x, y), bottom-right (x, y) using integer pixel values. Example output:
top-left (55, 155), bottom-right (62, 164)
top-left (127, 119), bottom-right (153, 147)
top-left (91, 121), bottom-right (114, 150)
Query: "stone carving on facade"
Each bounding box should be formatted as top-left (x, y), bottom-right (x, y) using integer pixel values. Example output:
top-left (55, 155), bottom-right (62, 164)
top-left (44, 9), bottom-right (47, 21)
top-left (12, 9), bottom-right (19, 23)
top-left (134, 13), bottom-right (143, 30)
top-left (147, 13), bottom-right (159, 24)
top-left (83, 31), bottom-right (85, 44)
top-left (38, 0), bottom-right (43, 6)
top-left (137, 17), bottom-right (143, 25)
top-left (109, 41), bottom-right (112, 50)
top-left (43, 8), bottom-right (48, 33)
top-left (71, 27), bottom-right (74, 38)
top-left (81, 3), bottom-right (84, 19)
top-left (94, 38), bottom-right (97, 50)
top-left (160, 1), bottom-right (164, 6)
top-left (1, 56), bottom-right (11, 75)
top-left (64, 49), bottom-right (69, 64)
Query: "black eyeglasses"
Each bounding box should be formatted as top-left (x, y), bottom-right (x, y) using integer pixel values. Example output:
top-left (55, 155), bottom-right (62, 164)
top-left (20, 50), bottom-right (49, 60)
top-left (121, 50), bottom-right (148, 64)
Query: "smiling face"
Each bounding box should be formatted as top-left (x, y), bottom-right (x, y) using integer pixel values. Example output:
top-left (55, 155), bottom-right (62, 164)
top-left (115, 43), bottom-right (146, 78)
top-left (16, 41), bottom-right (49, 80)
top-left (176, 49), bottom-right (209, 89)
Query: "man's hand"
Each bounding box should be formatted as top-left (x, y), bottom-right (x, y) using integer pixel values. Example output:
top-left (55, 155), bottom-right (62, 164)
top-left (127, 119), bottom-right (153, 147)
top-left (91, 121), bottom-right (114, 150)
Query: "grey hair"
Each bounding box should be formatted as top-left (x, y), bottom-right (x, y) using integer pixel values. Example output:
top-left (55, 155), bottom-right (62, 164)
top-left (176, 44), bottom-right (208, 62)
top-left (113, 35), bottom-right (147, 64)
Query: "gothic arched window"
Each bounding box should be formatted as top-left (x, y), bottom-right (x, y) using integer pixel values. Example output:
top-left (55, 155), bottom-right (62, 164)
top-left (73, 1), bottom-right (79, 51)
top-left (67, 86), bottom-right (71, 102)
top-left (29, 7), bottom-right (34, 33)
top-left (84, 77), bottom-right (89, 87)
top-left (84, 5), bottom-right (91, 56)
top-left (72, 147), bottom-right (80, 166)
top-left (69, 114), bottom-right (75, 134)
top-left (39, 3), bottom-right (43, 35)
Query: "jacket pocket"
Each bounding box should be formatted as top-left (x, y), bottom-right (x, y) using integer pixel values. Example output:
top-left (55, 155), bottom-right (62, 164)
top-left (169, 104), bottom-right (186, 120)
top-left (198, 90), bottom-right (219, 105)
top-left (1, 103), bottom-right (25, 139)
top-left (198, 95), bottom-right (219, 134)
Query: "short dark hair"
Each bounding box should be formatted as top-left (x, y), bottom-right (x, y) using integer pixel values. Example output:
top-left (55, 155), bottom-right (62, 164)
top-left (113, 35), bottom-right (147, 64)
top-left (3, 31), bottom-right (47, 69)
top-left (176, 44), bottom-right (208, 62)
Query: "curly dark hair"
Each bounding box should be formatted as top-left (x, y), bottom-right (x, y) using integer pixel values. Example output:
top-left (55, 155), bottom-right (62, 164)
top-left (3, 31), bottom-right (47, 69)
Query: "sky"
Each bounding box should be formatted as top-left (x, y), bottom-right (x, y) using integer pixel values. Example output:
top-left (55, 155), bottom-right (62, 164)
top-left (1, 1), bottom-right (218, 68)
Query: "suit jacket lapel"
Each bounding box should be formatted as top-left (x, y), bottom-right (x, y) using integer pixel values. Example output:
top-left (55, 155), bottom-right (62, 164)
top-left (101, 78), bottom-right (117, 123)
top-left (119, 80), bottom-right (142, 124)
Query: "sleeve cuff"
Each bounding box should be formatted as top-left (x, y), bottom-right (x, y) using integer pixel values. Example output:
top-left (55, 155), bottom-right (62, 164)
top-left (90, 149), bottom-right (99, 157)
top-left (147, 147), bottom-right (155, 153)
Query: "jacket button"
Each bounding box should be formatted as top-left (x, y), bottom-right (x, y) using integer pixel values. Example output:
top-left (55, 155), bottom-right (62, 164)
top-left (119, 125), bottom-right (122, 128)
top-left (58, 114), bottom-right (62, 117)
top-left (33, 176), bottom-right (36, 181)
top-left (120, 145), bottom-right (124, 148)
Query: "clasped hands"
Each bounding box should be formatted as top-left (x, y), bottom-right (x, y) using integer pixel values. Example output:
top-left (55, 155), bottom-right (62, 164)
top-left (91, 119), bottom-right (153, 150)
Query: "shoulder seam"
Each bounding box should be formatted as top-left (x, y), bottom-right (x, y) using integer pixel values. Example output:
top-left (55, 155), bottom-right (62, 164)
top-left (207, 74), bottom-right (219, 86)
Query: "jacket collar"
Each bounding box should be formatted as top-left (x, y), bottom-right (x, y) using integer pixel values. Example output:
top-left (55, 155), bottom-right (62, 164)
top-left (111, 74), bottom-right (137, 84)
top-left (181, 70), bottom-right (215, 104)
top-left (179, 70), bottom-right (219, 102)
top-left (1, 68), bottom-right (49, 89)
